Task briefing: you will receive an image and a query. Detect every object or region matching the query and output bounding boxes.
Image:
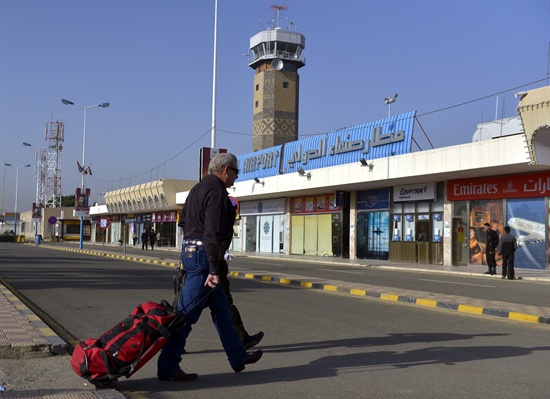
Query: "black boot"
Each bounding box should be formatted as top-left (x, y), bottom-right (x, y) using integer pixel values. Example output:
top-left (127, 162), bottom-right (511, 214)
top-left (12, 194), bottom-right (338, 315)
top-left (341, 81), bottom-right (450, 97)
top-left (230, 305), bottom-right (264, 349)
top-left (243, 331), bottom-right (265, 350)
top-left (230, 305), bottom-right (247, 341)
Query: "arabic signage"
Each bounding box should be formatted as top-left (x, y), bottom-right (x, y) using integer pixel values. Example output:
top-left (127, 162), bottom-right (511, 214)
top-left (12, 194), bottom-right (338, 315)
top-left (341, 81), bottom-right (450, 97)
top-left (291, 193), bottom-right (341, 214)
top-left (393, 183), bottom-right (436, 202)
top-left (282, 111), bottom-right (415, 173)
top-left (236, 111), bottom-right (416, 181)
top-left (447, 171), bottom-right (550, 200)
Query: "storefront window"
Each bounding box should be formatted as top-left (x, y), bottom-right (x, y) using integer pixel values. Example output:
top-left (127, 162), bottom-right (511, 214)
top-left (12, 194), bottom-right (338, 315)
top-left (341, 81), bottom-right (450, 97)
top-left (432, 213), bottom-right (443, 242)
top-left (404, 214), bottom-right (415, 241)
top-left (392, 215), bottom-right (402, 241)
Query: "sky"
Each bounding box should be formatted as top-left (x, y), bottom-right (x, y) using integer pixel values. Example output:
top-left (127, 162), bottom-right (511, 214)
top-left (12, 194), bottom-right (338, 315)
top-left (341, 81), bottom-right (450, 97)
top-left (1, 0), bottom-right (549, 214)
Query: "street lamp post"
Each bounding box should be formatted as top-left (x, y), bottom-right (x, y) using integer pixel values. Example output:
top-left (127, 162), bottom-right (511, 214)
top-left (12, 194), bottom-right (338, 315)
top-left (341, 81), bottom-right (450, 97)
top-left (14, 164), bottom-right (31, 237)
top-left (2, 163), bottom-right (12, 216)
top-left (384, 94), bottom-right (398, 118)
top-left (61, 98), bottom-right (109, 249)
top-left (23, 142), bottom-right (47, 204)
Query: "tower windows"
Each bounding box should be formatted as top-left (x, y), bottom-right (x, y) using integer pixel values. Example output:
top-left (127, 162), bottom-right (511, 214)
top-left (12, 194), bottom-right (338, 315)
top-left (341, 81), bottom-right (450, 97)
top-left (283, 82), bottom-right (289, 89)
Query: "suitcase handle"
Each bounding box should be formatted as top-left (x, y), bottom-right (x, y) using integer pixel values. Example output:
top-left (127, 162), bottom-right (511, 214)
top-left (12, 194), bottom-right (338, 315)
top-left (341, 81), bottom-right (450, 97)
top-left (165, 286), bottom-right (216, 334)
top-left (178, 286), bottom-right (215, 316)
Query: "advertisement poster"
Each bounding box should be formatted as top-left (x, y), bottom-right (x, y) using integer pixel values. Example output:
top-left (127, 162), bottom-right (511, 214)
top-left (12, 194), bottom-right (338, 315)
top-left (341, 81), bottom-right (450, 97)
top-left (292, 193), bottom-right (340, 214)
top-left (199, 147), bottom-right (227, 181)
top-left (468, 200), bottom-right (504, 266)
top-left (75, 188), bottom-right (91, 212)
top-left (506, 197), bottom-right (546, 270)
top-left (32, 202), bottom-right (42, 220)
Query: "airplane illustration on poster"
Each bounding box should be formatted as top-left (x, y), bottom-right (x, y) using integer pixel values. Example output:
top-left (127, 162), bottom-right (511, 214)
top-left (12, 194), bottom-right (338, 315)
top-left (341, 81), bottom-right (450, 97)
top-left (507, 217), bottom-right (545, 246)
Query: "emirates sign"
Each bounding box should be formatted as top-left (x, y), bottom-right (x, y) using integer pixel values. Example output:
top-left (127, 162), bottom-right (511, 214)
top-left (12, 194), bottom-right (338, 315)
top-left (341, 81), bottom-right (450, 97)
top-left (447, 171), bottom-right (550, 201)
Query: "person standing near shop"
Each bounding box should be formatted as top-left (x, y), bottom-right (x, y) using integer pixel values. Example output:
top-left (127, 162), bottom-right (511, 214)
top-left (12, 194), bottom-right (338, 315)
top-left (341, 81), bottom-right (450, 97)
top-left (141, 229), bottom-right (149, 251)
top-left (498, 226), bottom-right (517, 280)
top-left (157, 153), bottom-right (262, 381)
top-left (149, 229), bottom-right (157, 251)
top-left (483, 222), bottom-right (499, 275)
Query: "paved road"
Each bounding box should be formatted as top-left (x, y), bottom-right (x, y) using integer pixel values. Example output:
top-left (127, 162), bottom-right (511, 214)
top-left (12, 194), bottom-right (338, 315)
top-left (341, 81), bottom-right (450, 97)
top-left (33, 241), bottom-right (550, 319)
top-left (1, 243), bottom-right (549, 399)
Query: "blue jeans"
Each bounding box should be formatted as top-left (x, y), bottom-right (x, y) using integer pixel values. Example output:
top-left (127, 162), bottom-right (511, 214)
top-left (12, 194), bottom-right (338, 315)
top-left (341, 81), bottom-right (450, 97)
top-left (157, 244), bottom-right (247, 377)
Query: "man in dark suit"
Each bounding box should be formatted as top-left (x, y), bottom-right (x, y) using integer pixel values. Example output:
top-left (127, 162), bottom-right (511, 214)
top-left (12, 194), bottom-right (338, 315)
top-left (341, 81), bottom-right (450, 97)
top-left (483, 222), bottom-right (499, 275)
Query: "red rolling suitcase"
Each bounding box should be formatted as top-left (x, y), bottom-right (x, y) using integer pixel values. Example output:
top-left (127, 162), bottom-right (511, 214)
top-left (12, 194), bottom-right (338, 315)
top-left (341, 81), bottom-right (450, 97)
top-left (71, 289), bottom-right (210, 388)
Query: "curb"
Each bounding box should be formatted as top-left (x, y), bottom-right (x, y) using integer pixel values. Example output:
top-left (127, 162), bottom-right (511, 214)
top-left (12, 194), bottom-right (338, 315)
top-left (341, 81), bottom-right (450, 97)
top-left (239, 254), bottom-right (550, 283)
top-left (0, 282), bottom-right (70, 356)
top-left (43, 245), bottom-right (179, 268)
top-left (33, 244), bottom-right (550, 325)
top-left (229, 270), bottom-right (550, 325)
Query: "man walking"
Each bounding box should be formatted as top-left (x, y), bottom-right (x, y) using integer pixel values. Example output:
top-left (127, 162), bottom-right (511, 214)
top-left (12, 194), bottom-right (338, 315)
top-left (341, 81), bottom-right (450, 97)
top-left (157, 153), bottom-right (262, 382)
top-left (498, 226), bottom-right (517, 280)
top-left (483, 222), bottom-right (499, 275)
top-left (175, 199), bottom-right (264, 350)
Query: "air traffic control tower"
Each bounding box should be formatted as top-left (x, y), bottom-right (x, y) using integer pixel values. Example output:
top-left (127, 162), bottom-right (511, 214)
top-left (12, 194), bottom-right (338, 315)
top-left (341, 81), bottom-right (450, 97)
top-left (248, 6), bottom-right (306, 151)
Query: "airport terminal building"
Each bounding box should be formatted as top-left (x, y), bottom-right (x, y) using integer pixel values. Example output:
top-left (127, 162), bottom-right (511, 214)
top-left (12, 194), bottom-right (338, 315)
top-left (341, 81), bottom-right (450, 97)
top-left (226, 86), bottom-right (549, 270)
top-left (70, 86), bottom-right (548, 270)
top-left (19, 88), bottom-right (549, 270)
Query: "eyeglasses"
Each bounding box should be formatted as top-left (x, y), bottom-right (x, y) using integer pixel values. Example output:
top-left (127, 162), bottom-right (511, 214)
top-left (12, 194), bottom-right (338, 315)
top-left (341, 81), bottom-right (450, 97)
top-left (228, 166), bottom-right (240, 176)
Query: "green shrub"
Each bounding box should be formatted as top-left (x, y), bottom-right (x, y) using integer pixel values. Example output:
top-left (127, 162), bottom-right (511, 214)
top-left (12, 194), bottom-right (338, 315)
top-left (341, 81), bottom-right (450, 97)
top-left (0, 232), bottom-right (16, 242)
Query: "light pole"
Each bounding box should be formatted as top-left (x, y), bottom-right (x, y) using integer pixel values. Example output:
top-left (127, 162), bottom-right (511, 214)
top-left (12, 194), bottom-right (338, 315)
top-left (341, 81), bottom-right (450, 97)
top-left (2, 163), bottom-right (12, 216)
top-left (22, 142), bottom-right (51, 204)
top-left (62, 98), bottom-right (109, 249)
top-left (384, 94), bottom-right (398, 118)
top-left (14, 164), bottom-right (31, 237)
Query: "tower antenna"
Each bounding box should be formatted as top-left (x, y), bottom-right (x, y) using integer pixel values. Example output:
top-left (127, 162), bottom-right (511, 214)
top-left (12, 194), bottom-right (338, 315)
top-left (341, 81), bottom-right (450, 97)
top-left (269, 4), bottom-right (288, 29)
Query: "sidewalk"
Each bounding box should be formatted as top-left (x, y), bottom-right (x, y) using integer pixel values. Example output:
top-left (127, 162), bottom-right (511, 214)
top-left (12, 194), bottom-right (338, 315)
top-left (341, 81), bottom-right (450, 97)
top-left (1, 241), bottom-right (549, 398)
top-left (0, 280), bottom-right (126, 399)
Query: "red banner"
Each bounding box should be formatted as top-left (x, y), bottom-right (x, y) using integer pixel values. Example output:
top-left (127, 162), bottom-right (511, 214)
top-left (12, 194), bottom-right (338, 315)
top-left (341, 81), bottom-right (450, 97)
top-left (447, 171), bottom-right (550, 200)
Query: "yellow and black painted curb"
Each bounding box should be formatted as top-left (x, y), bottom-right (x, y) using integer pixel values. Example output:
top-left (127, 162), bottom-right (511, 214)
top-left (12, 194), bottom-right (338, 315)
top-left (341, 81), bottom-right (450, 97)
top-left (229, 271), bottom-right (550, 325)
top-left (43, 244), bottom-right (179, 268)
top-left (30, 244), bottom-right (550, 326)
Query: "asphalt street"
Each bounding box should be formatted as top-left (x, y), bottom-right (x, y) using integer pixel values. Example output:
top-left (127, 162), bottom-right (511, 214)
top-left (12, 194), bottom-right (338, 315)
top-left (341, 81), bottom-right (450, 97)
top-left (1, 242), bottom-right (549, 399)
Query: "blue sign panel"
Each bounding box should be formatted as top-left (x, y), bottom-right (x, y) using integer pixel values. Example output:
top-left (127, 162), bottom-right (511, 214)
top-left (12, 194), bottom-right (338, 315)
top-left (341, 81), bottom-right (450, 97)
top-left (357, 188), bottom-right (390, 210)
top-left (282, 111), bottom-right (415, 174)
top-left (235, 111), bottom-right (415, 181)
top-left (237, 145), bottom-right (283, 182)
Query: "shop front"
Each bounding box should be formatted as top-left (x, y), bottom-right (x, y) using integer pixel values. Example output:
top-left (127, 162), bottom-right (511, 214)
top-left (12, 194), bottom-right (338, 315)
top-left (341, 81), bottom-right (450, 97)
top-left (388, 182), bottom-right (444, 264)
top-left (356, 188), bottom-right (391, 260)
top-left (290, 193), bottom-right (347, 257)
top-left (152, 211), bottom-right (177, 247)
top-left (448, 171), bottom-right (549, 269)
top-left (241, 198), bottom-right (286, 254)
